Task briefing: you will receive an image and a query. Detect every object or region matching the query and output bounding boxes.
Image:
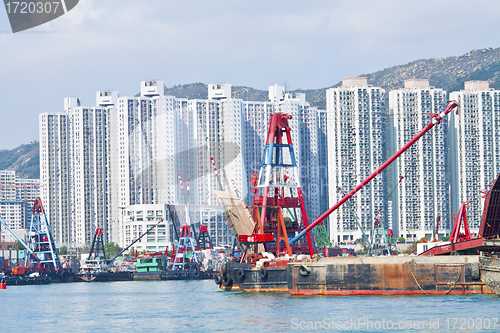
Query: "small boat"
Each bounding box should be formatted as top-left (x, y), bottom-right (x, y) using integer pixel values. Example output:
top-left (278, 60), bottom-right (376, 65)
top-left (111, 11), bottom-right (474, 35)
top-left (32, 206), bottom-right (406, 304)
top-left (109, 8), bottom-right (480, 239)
top-left (77, 258), bottom-right (133, 282)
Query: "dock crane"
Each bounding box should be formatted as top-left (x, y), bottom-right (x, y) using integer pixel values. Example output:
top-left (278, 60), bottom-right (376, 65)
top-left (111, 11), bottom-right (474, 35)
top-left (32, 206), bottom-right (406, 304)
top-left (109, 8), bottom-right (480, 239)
top-left (0, 198), bottom-right (61, 270)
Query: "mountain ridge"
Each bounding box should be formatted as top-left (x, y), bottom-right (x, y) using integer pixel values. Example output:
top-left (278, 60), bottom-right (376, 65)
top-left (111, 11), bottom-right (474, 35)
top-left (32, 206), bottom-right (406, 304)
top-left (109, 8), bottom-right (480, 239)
top-left (164, 47), bottom-right (500, 109)
top-left (4, 46), bottom-right (500, 178)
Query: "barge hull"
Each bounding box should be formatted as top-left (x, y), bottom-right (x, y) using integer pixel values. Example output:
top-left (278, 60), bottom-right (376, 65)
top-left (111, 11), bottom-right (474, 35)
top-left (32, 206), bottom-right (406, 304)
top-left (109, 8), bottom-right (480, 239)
top-left (479, 255), bottom-right (500, 295)
top-left (222, 262), bottom-right (288, 292)
top-left (77, 271), bottom-right (134, 282)
top-left (288, 255), bottom-right (493, 296)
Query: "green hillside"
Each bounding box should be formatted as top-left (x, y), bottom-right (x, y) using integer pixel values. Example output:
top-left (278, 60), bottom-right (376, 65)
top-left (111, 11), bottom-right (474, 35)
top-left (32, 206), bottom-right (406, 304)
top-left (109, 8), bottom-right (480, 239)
top-left (0, 142), bottom-right (39, 179)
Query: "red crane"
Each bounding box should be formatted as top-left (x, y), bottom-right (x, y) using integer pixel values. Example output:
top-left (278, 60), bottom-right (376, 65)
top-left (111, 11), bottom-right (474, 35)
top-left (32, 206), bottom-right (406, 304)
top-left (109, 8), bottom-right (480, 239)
top-left (289, 100), bottom-right (460, 245)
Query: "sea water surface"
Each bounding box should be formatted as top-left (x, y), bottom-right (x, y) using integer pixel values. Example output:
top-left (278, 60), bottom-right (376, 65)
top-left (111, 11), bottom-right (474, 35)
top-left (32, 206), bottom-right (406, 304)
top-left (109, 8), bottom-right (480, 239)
top-left (1, 280), bottom-right (500, 332)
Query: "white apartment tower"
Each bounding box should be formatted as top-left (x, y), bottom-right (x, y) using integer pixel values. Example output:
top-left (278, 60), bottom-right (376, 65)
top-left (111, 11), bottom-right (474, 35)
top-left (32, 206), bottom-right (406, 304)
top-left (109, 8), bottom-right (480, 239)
top-left (317, 110), bottom-right (329, 222)
top-left (449, 81), bottom-right (500, 233)
top-left (39, 109), bottom-right (71, 245)
top-left (41, 94), bottom-right (116, 247)
top-left (67, 104), bottom-right (110, 245)
top-left (389, 79), bottom-right (449, 241)
top-left (243, 100), bottom-right (274, 202)
top-left (218, 95), bottom-right (245, 203)
top-left (0, 170), bottom-right (40, 242)
top-left (182, 84), bottom-right (245, 207)
top-left (326, 77), bottom-right (386, 244)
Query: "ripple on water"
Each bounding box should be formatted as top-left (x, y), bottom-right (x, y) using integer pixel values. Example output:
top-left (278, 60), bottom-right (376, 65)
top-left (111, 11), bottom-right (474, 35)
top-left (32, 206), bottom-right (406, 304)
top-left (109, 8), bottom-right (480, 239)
top-left (1, 281), bottom-right (499, 332)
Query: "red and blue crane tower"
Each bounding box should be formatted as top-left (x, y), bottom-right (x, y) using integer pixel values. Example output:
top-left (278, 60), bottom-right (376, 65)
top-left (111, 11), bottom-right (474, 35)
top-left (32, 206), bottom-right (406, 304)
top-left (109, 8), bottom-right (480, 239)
top-left (244, 112), bottom-right (314, 257)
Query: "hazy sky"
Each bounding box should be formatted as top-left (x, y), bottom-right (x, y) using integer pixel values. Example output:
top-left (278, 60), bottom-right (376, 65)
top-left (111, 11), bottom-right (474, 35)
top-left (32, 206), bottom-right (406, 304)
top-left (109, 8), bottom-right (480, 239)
top-left (1, 0), bottom-right (500, 149)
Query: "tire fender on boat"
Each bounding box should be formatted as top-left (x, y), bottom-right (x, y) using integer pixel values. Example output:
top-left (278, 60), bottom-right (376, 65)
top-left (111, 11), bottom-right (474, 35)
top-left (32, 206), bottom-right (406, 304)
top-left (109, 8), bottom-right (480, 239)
top-left (173, 272), bottom-right (179, 278)
top-left (222, 276), bottom-right (233, 287)
top-left (214, 274), bottom-right (222, 285)
top-left (259, 267), bottom-right (268, 279)
top-left (194, 271), bottom-right (200, 278)
top-left (236, 268), bottom-right (245, 280)
top-left (299, 265), bottom-right (310, 276)
top-left (221, 264), bottom-right (228, 276)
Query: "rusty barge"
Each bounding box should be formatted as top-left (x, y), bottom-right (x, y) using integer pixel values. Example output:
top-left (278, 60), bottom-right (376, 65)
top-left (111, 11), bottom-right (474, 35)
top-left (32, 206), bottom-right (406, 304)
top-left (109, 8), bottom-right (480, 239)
top-left (479, 256), bottom-right (500, 296)
top-left (287, 255), bottom-right (493, 296)
top-left (216, 101), bottom-right (500, 296)
top-left (215, 102), bottom-right (471, 294)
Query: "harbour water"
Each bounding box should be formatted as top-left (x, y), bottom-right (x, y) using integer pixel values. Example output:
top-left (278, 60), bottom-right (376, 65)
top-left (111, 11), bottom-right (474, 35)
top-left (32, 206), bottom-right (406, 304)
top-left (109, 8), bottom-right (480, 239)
top-left (1, 280), bottom-right (500, 332)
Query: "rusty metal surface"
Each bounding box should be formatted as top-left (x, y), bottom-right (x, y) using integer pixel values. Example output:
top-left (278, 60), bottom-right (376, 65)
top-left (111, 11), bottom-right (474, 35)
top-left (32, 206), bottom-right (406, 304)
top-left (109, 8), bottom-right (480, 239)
top-left (288, 256), bottom-right (492, 296)
top-left (479, 256), bottom-right (500, 295)
top-left (480, 173), bottom-right (500, 239)
top-left (419, 238), bottom-right (500, 256)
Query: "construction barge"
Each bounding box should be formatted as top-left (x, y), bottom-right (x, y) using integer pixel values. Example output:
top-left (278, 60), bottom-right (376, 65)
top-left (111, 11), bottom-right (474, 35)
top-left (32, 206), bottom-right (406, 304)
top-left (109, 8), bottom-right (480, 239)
top-left (134, 201), bottom-right (219, 282)
top-left (0, 198), bottom-right (77, 285)
top-left (215, 102), bottom-right (500, 296)
top-left (286, 158), bottom-right (500, 296)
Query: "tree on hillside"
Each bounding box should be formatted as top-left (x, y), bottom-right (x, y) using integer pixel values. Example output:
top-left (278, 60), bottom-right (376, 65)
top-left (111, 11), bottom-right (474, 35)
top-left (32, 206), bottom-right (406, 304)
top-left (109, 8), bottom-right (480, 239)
top-left (104, 242), bottom-right (122, 259)
top-left (59, 245), bottom-right (68, 255)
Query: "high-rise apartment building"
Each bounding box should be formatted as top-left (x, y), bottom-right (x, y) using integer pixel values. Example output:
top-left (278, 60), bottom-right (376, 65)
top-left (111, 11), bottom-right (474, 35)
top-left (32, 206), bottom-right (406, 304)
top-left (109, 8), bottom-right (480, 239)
top-left (67, 105), bottom-right (109, 245)
top-left (40, 94), bottom-right (116, 247)
top-left (243, 99), bottom-right (274, 203)
top-left (39, 110), bottom-right (70, 245)
top-left (317, 110), bottom-right (329, 223)
top-left (40, 81), bottom-right (325, 249)
top-left (389, 79), bottom-right (449, 241)
top-left (326, 77), bottom-right (386, 244)
top-left (0, 170), bottom-right (16, 201)
top-left (449, 81), bottom-right (500, 233)
top-left (186, 97), bottom-right (227, 205)
top-left (0, 170), bottom-right (40, 241)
